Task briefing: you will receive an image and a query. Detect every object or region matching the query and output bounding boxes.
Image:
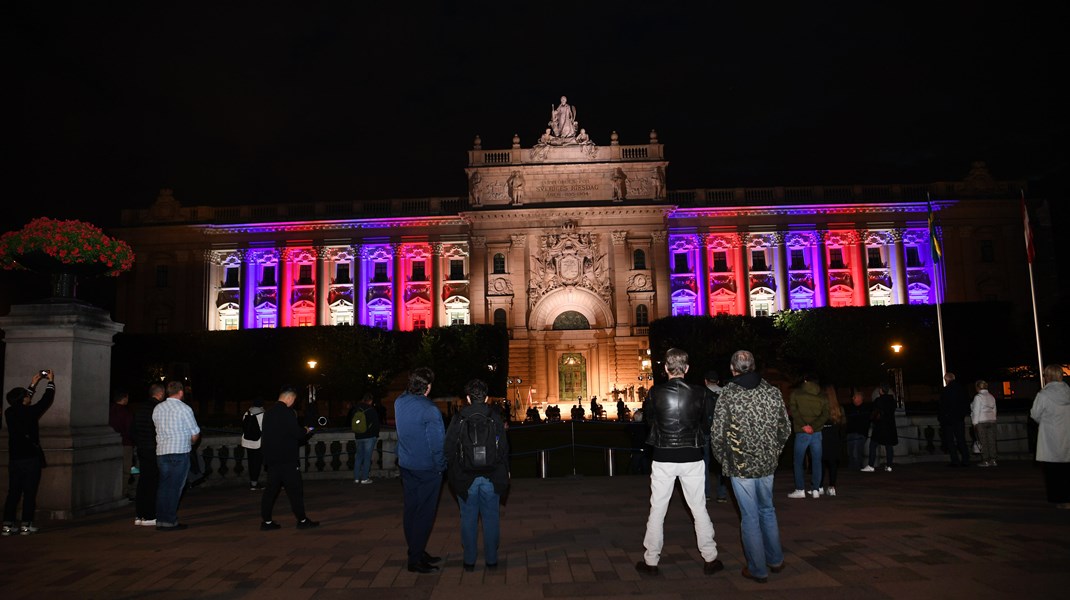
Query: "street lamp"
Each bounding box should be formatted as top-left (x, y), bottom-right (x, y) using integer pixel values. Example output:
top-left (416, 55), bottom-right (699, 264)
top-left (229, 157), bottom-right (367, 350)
top-left (506, 376), bottom-right (522, 422)
top-left (887, 344), bottom-right (905, 408)
top-left (306, 359), bottom-right (327, 427)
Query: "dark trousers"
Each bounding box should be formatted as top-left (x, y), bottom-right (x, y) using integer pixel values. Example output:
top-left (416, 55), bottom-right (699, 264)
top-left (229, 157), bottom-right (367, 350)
top-left (942, 421), bottom-right (970, 465)
top-left (261, 463), bottom-right (306, 522)
top-left (247, 448), bottom-right (263, 484)
top-left (821, 458), bottom-right (839, 486)
top-left (400, 467), bottom-right (443, 566)
top-left (4, 457), bottom-right (43, 523)
top-left (1042, 462), bottom-right (1070, 504)
top-left (135, 449), bottom-right (159, 520)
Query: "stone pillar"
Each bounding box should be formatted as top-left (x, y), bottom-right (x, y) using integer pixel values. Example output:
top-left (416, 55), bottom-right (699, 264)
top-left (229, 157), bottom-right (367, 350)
top-left (431, 242), bottom-right (443, 327)
top-left (813, 230), bottom-right (829, 308)
top-left (469, 236), bottom-right (487, 324)
top-left (851, 230), bottom-right (869, 307)
top-left (0, 303), bottom-right (126, 519)
top-left (773, 232), bottom-right (790, 312)
top-left (509, 234), bottom-right (528, 335)
top-left (241, 250), bottom-right (256, 329)
top-left (734, 233), bottom-right (750, 316)
top-left (351, 244), bottom-right (362, 326)
top-left (279, 249), bottom-right (293, 327)
top-left (651, 231), bottom-right (670, 319)
top-left (315, 246), bottom-right (330, 326)
top-left (611, 231), bottom-right (630, 335)
top-left (695, 234), bottom-right (709, 316)
top-left (891, 229), bottom-right (908, 305)
top-left (392, 243), bottom-right (404, 330)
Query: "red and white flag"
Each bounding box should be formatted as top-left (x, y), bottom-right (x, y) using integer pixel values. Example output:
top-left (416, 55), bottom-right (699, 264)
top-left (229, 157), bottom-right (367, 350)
top-left (1021, 191), bottom-right (1035, 264)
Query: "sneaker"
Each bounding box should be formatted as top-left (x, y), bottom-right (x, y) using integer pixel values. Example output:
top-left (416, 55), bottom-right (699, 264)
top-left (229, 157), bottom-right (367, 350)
top-left (354, 479), bottom-right (361, 483)
top-left (884, 466), bottom-right (893, 472)
top-left (989, 460), bottom-right (998, 467)
top-left (260, 521), bottom-right (281, 531)
top-left (250, 483), bottom-right (259, 491)
top-left (138, 519), bottom-right (157, 527)
top-left (861, 465), bottom-right (875, 472)
top-left (19, 523), bottom-right (38, 535)
top-left (787, 489), bottom-right (806, 499)
top-left (360, 479), bottom-right (373, 484)
top-left (296, 518), bottom-right (319, 530)
top-left (135, 518), bottom-right (143, 526)
top-left (977, 461), bottom-right (990, 467)
top-left (809, 490), bottom-right (820, 499)
top-left (827, 486), bottom-right (837, 497)
top-left (1, 523), bottom-right (15, 536)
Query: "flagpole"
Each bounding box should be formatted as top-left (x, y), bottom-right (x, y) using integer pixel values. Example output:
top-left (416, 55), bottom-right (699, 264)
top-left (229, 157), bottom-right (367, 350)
top-left (929, 194), bottom-right (948, 380)
top-left (1022, 189), bottom-right (1044, 375)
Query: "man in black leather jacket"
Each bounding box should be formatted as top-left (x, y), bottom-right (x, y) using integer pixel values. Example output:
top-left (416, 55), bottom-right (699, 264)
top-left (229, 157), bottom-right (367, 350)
top-left (635, 348), bottom-right (724, 577)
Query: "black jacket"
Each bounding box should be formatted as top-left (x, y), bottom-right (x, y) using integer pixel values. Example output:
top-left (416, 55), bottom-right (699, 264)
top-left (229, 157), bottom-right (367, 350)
top-left (5, 383), bottom-right (54, 460)
top-left (261, 401), bottom-right (310, 469)
top-left (938, 381), bottom-right (970, 426)
top-left (130, 398), bottom-right (159, 454)
top-left (443, 403), bottom-right (510, 500)
top-left (645, 378), bottom-right (704, 449)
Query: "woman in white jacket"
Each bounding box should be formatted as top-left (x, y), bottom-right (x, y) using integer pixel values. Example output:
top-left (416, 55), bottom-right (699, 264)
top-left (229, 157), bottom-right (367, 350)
top-left (1031, 365), bottom-right (1070, 509)
top-left (971, 380), bottom-right (998, 467)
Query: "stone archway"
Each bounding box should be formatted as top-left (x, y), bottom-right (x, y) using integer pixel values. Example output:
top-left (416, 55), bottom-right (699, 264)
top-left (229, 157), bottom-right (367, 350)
top-left (529, 286), bottom-right (614, 330)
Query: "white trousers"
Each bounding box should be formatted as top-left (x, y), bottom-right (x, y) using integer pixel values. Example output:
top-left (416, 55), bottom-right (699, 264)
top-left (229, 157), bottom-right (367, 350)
top-left (643, 459), bottom-right (718, 565)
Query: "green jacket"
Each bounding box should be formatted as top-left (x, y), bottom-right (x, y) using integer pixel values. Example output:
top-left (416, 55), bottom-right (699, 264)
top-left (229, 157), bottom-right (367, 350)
top-left (788, 380), bottom-right (830, 433)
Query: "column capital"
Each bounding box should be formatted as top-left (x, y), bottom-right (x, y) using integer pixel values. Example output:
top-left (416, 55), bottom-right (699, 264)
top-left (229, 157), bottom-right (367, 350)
top-left (391, 242), bottom-right (404, 257)
top-left (470, 235), bottom-right (487, 249)
top-left (510, 233), bottom-right (527, 250)
top-left (771, 231), bottom-right (785, 246)
top-left (651, 230), bottom-right (667, 243)
top-left (734, 232), bottom-right (751, 248)
top-left (612, 231), bottom-right (628, 246)
top-left (314, 245), bottom-right (331, 260)
top-left (890, 228), bottom-right (905, 242)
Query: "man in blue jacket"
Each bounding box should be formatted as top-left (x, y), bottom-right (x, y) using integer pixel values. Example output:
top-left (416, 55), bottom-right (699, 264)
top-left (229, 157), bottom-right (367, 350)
top-left (394, 367), bottom-right (446, 573)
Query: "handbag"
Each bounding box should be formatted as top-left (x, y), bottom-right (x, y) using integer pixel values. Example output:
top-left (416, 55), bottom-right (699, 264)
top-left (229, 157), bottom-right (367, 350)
top-left (972, 440), bottom-right (982, 454)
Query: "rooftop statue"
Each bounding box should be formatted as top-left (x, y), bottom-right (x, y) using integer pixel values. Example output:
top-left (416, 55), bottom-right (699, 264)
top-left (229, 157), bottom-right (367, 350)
top-left (549, 96), bottom-right (577, 139)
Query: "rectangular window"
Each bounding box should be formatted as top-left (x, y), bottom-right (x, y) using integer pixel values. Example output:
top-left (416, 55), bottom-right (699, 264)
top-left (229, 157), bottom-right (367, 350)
top-left (261, 266), bottom-right (276, 286)
top-left (373, 262), bottom-right (388, 282)
top-left (411, 260), bottom-right (426, 281)
top-left (449, 259), bottom-right (465, 280)
top-left (413, 316), bottom-right (427, 329)
top-left (751, 250), bottom-right (767, 271)
top-left (906, 246), bottom-right (921, 267)
top-left (867, 248), bottom-right (883, 269)
top-left (335, 263), bottom-right (351, 284)
top-left (260, 316), bottom-right (276, 329)
top-left (373, 315), bottom-right (389, 329)
top-left (297, 264), bottom-right (313, 284)
top-left (712, 251), bottom-right (728, 272)
top-left (790, 249), bottom-right (806, 270)
top-left (155, 265), bottom-right (169, 288)
top-left (673, 252), bottom-right (689, 274)
top-left (224, 267), bottom-right (240, 288)
top-left (828, 248), bottom-right (845, 269)
top-left (753, 302), bottom-right (770, 317)
top-left (980, 240), bottom-right (995, 263)
top-left (223, 317), bottom-right (238, 331)
top-left (296, 315), bottom-right (314, 327)
top-left (451, 315), bottom-right (466, 326)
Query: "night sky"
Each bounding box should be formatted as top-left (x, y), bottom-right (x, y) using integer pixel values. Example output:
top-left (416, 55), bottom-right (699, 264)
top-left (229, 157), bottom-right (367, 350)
top-left (7, 3), bottom-right (1067, 231)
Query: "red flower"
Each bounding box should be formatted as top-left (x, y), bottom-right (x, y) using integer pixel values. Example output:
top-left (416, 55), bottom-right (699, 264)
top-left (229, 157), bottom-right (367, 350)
top-left (0, 217), bottom-right (135, 277)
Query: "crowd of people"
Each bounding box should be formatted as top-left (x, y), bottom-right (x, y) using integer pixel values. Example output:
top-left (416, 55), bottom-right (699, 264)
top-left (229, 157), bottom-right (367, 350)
top-left (4, 353), bottom-right (1068, 583)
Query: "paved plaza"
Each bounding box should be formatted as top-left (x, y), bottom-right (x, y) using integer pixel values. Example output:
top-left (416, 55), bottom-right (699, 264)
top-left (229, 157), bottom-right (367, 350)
top-left (1, 460), bottom-right (1067, 599)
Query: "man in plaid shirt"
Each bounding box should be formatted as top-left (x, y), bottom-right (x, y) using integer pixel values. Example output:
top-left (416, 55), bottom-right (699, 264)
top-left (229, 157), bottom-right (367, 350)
top-left (152, 380), bottom-right (200, 531)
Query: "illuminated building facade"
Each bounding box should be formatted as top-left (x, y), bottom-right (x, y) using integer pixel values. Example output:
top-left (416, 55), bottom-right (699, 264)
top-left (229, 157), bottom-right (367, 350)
top-left (114, 106), bottom-right (1029, 407)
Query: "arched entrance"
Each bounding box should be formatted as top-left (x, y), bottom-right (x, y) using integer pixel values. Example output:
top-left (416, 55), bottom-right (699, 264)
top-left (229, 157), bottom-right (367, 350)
top-left (558, 353), bottom-right (587, 404)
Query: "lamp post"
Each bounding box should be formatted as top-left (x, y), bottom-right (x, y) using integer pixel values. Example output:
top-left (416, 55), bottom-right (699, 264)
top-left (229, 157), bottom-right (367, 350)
top-left (888, 343), bottom-right (905, 409)
top-left (306, 359), bottom-right (327, 427)
top-left (506, 376), bottom-right (522, 422)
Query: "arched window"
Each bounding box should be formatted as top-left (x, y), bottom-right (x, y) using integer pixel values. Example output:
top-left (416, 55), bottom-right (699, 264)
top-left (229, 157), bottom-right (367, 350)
top-left (492, 253), bottom-right (506, 274)
top-left (635, 304), bottom-right (649, 326)
top-left (493, 308), bottom-right (508, 328)
top-left (552, 310), bottom-right (590, 330)
top-left (633, 249), bottom-right (646, 270)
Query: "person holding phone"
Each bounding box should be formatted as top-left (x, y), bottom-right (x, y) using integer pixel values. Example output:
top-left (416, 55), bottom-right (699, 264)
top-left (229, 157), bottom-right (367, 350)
top-left (259, 386), bottom-right (318, 531)
top-left (3, 369), bottom-right (55, 536)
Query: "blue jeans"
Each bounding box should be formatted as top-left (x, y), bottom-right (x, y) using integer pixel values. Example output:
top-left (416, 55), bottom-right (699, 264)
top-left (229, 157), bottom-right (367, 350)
top-left (400, 467), bottom-right (443, 566)
top-left (458, 476), bottom-right (501, 565)
top-left (792, 431), bottom-right (823, 490)
top-left (730, 475), bottom-right (784, 579)
top-left (353, 437), bottom-right (376, 480)
top-left (156, 453), bottom-right (190, 527)
top-left (703, 438), bottom-right (730, 499)
top-left (845, 433), bottom-right (866, 470)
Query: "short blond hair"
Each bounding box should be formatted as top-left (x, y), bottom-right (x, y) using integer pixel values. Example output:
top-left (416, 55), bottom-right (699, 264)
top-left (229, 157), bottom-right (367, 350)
top-left (1043, 364), bottom-right (1065, 384)
top-left (975, 380), bottom-right (988, 392)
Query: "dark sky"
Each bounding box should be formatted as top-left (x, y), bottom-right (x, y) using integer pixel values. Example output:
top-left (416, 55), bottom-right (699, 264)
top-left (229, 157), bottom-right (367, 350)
top-left (7, 2), bottom-right (1067, 230)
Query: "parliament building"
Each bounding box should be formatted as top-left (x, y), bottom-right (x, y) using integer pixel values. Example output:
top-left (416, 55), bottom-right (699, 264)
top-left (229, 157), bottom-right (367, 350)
top-left (113, 99), bottom-right (1031, 406)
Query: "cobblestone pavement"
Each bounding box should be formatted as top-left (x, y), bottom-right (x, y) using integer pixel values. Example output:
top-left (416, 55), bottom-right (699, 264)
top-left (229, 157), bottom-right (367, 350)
top-left (1, 460), bottom-right (1067, 599)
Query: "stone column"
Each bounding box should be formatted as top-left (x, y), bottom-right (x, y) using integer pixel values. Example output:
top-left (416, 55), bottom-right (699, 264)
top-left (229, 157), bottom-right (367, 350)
top-left (509, 234), bottom-right (528, 336)
top-left (279, 248), bottom-right (293, 327)
top-left (431, 242), bottom-right (443, 327)
top-left (392, 243), bottom-right (404, 330)
top-left (695, 234), bottom-right (710, 316)
top-left (734, 233), bottom-right (750, 316)
top-left (469, 236), bottom-right (487, 324)
top-left (813, 230), bottom-right (829, 308)
top-left (0, 303), bottom-right (126, 519)
top-left (651, 231), bottom-right (670, 319)
top-left (350, 244), bottom-right (362, 326)
top-left (851, 231), bottom-right (869, 307)
top-left (315, 246), bottom-right (330, 326)
top-left (773, 232), bottom-right (790, 312)
top-left (611, 231), bottom-right (630, 335)
top-left (241, 250), bottom-right (256, 329)
top-left (891, 229), bottom-right (908, 305)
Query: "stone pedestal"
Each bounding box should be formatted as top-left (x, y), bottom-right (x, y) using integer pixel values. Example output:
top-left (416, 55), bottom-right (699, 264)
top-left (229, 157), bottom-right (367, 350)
top-left (0, 302), bottom-right (126, 519)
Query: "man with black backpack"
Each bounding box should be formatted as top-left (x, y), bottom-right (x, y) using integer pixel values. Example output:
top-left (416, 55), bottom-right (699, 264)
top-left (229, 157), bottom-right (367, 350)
top-left (444, 379), bottom-right (509, 572)
top-left (240, 398), bottom-right (265, 490)
top-left (347, 393), bottom-right (380, 484)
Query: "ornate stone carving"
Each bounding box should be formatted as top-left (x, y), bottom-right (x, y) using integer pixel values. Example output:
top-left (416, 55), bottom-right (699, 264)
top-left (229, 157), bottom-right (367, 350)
top-left (890, 228), bottom-right (905, 243)
top-left (651, 230), bottom-right (667, 243)
top-left (611, 231), bottom-right (628, 246)
top-left (771, 231), bottom-right (785, 246)
top-left (488, 276), bottom-right (514, 296)
top-left (627, 272), bottom-right (653, 292)
top-left (470, 236), bottom-right (486, 249)
top-left (527, 221), bottom-right (612, 309)
top-left (468, 172), bottom-right (483, 206)
top-left (510, 233), bottom-right (527, 250)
